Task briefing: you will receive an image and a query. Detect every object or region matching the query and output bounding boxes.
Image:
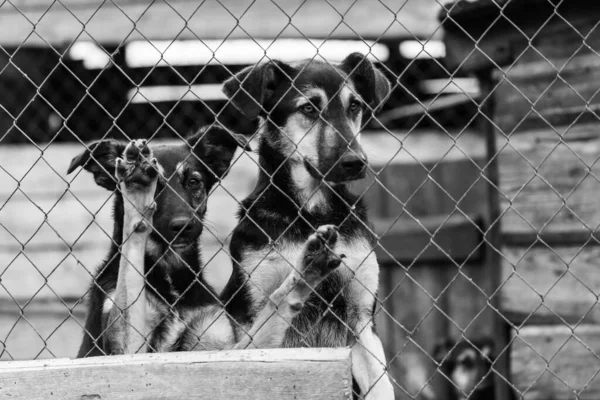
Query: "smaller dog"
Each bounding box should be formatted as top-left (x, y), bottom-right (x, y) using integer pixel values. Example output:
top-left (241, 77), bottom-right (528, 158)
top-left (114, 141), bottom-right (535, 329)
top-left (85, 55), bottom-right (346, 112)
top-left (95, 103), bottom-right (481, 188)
top-left (69, 127), bottom-right (343, 356)
top-left (433, 337), bottom-right (513, 400)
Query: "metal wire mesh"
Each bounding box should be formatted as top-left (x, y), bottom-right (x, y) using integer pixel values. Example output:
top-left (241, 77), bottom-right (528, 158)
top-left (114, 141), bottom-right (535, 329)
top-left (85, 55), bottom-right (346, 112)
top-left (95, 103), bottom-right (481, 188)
top-left (2, 0), bottom-right (600, 399)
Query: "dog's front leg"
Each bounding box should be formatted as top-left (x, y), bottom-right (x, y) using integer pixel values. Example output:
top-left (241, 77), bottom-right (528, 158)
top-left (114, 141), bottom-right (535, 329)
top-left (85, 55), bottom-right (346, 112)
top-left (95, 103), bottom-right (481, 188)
top-left (233, 225), bottom-right (343, 349)
top-left (103, 140), bottom-right (158, 355)
top-left (351, 316), bottom-right (395, 400)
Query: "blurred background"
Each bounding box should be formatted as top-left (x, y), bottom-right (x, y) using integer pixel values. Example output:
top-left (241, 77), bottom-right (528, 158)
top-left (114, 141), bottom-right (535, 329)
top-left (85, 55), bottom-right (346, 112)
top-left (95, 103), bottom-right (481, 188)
top-left (3, 0), bottom-right (600, 399)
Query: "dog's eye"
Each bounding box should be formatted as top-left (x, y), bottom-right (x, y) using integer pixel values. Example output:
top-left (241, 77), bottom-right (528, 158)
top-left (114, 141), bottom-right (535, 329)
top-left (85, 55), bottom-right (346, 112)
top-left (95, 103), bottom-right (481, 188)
top-left (349, 100), bottom-right (361, 112)
top-left (188, 177), bottom-right (201, 188)
top-left (300, 104), bottom-right (316, 115)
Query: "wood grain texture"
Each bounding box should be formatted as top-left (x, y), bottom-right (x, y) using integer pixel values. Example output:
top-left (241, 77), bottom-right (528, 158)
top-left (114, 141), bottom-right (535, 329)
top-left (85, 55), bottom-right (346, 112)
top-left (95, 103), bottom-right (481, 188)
top-left (497, 122), bottom-right (600, 239)
top-left (500, 245), bottom-right (600, 325)
top-left (0, 0), bottom-right (443, 46)
top-left (493, 51), bottom-right (600, 133)
top-left (511, 325), bottom-right (600, 400)
top-left (0, 348), bottom-right (353, 399)
top-left (372, 213), bottom-right (483, 264)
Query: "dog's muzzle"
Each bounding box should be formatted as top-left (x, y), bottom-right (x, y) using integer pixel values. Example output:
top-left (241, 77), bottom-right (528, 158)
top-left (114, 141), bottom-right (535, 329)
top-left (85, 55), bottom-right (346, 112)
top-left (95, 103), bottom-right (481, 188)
top-left (304, 153), bottom-right (367, 184)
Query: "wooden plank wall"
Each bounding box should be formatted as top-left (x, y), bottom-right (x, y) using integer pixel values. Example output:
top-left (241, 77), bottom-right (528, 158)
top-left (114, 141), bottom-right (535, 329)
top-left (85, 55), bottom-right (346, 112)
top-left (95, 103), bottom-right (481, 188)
top-left (0, 348), bottom-right (353, 400)
top-left (444, 4), bottom-right (600, 398)
top-left (362, 130), bottom-right (492, 399)
top-left (0, 0), bottom-right (443, 46)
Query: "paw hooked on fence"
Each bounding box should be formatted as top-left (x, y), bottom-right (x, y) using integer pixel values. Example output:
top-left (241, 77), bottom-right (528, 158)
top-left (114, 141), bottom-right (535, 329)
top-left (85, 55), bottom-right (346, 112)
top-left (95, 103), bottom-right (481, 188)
top-left (116, 139), bottom-right (160, 234)
top-left (298, 224), bottom-right (345, 289)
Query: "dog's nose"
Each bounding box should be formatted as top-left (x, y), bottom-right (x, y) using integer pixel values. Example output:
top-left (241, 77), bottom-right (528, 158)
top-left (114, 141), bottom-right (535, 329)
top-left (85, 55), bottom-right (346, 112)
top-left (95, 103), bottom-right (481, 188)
top-left (339, 153), bottom-right (367, 176)
top-left (169, 217), bottom-right (194, 235)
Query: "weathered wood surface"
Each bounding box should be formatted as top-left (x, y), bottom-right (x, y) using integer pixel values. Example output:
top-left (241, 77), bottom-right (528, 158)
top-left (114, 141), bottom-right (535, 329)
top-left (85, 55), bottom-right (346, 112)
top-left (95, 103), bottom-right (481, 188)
top-left (372, 133), bottom-right (490, 400)
top-left (442, 0), bottom-right (600, 74)
top-left (494, 52), bottom-right (600, 134)
top-left (0, 348), bottom-right (353, 399)
top-left (443, 1), bottom-right (600, 131)
top-left (0, 0), bottom-right (443, 46)
top-left (372, 213), bottom-right (483, 265)
top-left (511, 325), bottom-right (600, 400)
top-left (500, 245), bottom-right (600, 325)
top-left (496, 122), bottom-right (600, 240)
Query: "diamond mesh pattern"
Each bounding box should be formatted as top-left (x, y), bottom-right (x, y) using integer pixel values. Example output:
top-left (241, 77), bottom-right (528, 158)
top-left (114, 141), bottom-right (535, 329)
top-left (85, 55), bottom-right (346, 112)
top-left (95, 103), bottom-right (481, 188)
top-left (2, 0), bottom-right (599, 399)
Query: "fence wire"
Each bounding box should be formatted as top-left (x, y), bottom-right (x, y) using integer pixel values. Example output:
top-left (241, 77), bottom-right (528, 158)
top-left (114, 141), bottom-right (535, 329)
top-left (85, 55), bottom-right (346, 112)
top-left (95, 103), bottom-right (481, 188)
top-left (1, 0), bottom-right (599, 399)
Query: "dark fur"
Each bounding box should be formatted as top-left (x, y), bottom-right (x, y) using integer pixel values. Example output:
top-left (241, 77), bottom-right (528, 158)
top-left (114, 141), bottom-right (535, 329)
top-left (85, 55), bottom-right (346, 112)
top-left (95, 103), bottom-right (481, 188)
top-left (220, 53), bottom-right (393, 397)
top-left (70, 126), bottom-right (250, 357)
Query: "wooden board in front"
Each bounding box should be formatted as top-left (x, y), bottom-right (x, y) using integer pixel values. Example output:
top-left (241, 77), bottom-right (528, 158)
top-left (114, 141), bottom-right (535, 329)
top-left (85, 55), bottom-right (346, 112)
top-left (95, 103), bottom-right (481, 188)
top-left (0, 348), bottom-right (352, 400)
top-left (511, 325), bottom-right (600, 400)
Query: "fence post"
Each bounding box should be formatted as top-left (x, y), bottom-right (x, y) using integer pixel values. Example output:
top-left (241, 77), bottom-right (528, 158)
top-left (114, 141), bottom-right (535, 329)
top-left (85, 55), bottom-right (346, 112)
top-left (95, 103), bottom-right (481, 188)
top-left (477, 71), bottom-right (512, 400)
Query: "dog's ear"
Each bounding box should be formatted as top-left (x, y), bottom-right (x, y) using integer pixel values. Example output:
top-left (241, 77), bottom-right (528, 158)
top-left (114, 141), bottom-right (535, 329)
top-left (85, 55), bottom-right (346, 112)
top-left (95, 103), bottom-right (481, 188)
top-left (188, 126), bottom-right (251, 184)
top-left (476, 337), bottom-right (495, 360)
top-left (433, 337), bottom-right (454, 363)
top-left (222, 60), bottom-right (291, 119)
top-left (67, 139), bottom-right (126, 190)
top-left (339, 53), bottom-right (391, 111)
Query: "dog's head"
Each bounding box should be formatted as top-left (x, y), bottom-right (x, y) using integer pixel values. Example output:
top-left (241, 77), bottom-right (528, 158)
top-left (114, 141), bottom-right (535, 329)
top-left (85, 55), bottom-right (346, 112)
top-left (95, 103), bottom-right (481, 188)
top-left (223, 53), bottom-right (390, 184)
top-left (67, 127), bottom-right (250, 252)
top-left (433, 337), bottom-right (495, 399)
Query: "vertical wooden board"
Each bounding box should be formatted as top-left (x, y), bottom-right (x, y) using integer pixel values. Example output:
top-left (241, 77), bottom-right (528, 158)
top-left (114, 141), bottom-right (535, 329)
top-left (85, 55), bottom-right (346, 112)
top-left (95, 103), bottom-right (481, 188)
top-left (511, 325), bottom-right (600, 400)
top-left (446, 263), bottom-right (497, 339)
top-left (0, 348), bottom-right (353, 400)
top-left (377, 264), bottom-right (451, 400)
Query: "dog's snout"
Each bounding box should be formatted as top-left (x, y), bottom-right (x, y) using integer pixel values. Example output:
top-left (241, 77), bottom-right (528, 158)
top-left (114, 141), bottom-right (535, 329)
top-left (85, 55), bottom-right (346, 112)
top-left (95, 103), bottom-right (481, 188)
top-left (169, 217), bottom-right (195, 235)
top-left (340, 153), bottom-right (366, 176)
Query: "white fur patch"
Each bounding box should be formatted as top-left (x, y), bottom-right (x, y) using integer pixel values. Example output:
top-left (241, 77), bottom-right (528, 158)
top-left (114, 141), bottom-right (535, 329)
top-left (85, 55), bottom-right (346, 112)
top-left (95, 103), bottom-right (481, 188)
top-left (340, 86), bottom-right (353, 109)
top-left (175, 161), bottom-right (186, 179)
top-left (240, 236), bottom-right (379, 313)
top-left (290, 164), bottom-right (326, 211)
top-left (102, 290), bottom-right (116, 314)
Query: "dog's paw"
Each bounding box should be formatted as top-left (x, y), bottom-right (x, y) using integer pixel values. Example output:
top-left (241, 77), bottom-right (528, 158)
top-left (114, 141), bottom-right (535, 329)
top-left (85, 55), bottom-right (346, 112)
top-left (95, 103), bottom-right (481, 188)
top-left (116, 139), bottom-right (159, 233)
top-left (299, 225), bottom-right (345, 287)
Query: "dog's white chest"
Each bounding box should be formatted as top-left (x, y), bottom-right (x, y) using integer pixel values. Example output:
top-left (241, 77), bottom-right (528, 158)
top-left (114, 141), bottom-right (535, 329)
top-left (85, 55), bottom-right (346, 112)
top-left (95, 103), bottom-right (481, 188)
top-left (240, 237), bottom-right (380, 311)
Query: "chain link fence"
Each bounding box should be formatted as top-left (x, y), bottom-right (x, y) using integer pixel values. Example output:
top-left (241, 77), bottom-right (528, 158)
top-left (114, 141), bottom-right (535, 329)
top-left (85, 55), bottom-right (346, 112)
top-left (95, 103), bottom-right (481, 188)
top-left (1, 0), bottom-right (599, 399)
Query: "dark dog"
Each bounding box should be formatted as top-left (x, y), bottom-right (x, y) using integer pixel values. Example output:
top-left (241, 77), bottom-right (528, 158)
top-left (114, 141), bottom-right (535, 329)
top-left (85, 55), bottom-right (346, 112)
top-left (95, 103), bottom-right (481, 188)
top-left (434, 337), bottom-right (513, 400)
top-left (68, 127), bottom-right (343, 356)
top-left (220, 53), bottom-right (394, 399)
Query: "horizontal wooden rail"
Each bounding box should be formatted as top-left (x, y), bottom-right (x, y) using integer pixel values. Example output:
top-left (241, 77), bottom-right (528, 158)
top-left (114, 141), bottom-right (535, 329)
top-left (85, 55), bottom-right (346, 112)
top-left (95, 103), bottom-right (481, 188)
top-left (372, 213), bottom-right (483, 265)
top-left (0, 348), bottom-right (352, 400)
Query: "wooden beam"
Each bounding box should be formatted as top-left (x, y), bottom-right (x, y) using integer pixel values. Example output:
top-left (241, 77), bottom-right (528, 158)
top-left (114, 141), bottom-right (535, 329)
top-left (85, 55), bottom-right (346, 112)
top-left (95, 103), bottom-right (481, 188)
top-left (0, 0), bottom-right (444, 46)
top-left (372, 213), bottom-right (483, 265)
top-left (440, 0), bottom-right (600, 73)
top-left (511, 325), bottom-right (600, 400)
top-left (0, 348), bottom-right (352, 399)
